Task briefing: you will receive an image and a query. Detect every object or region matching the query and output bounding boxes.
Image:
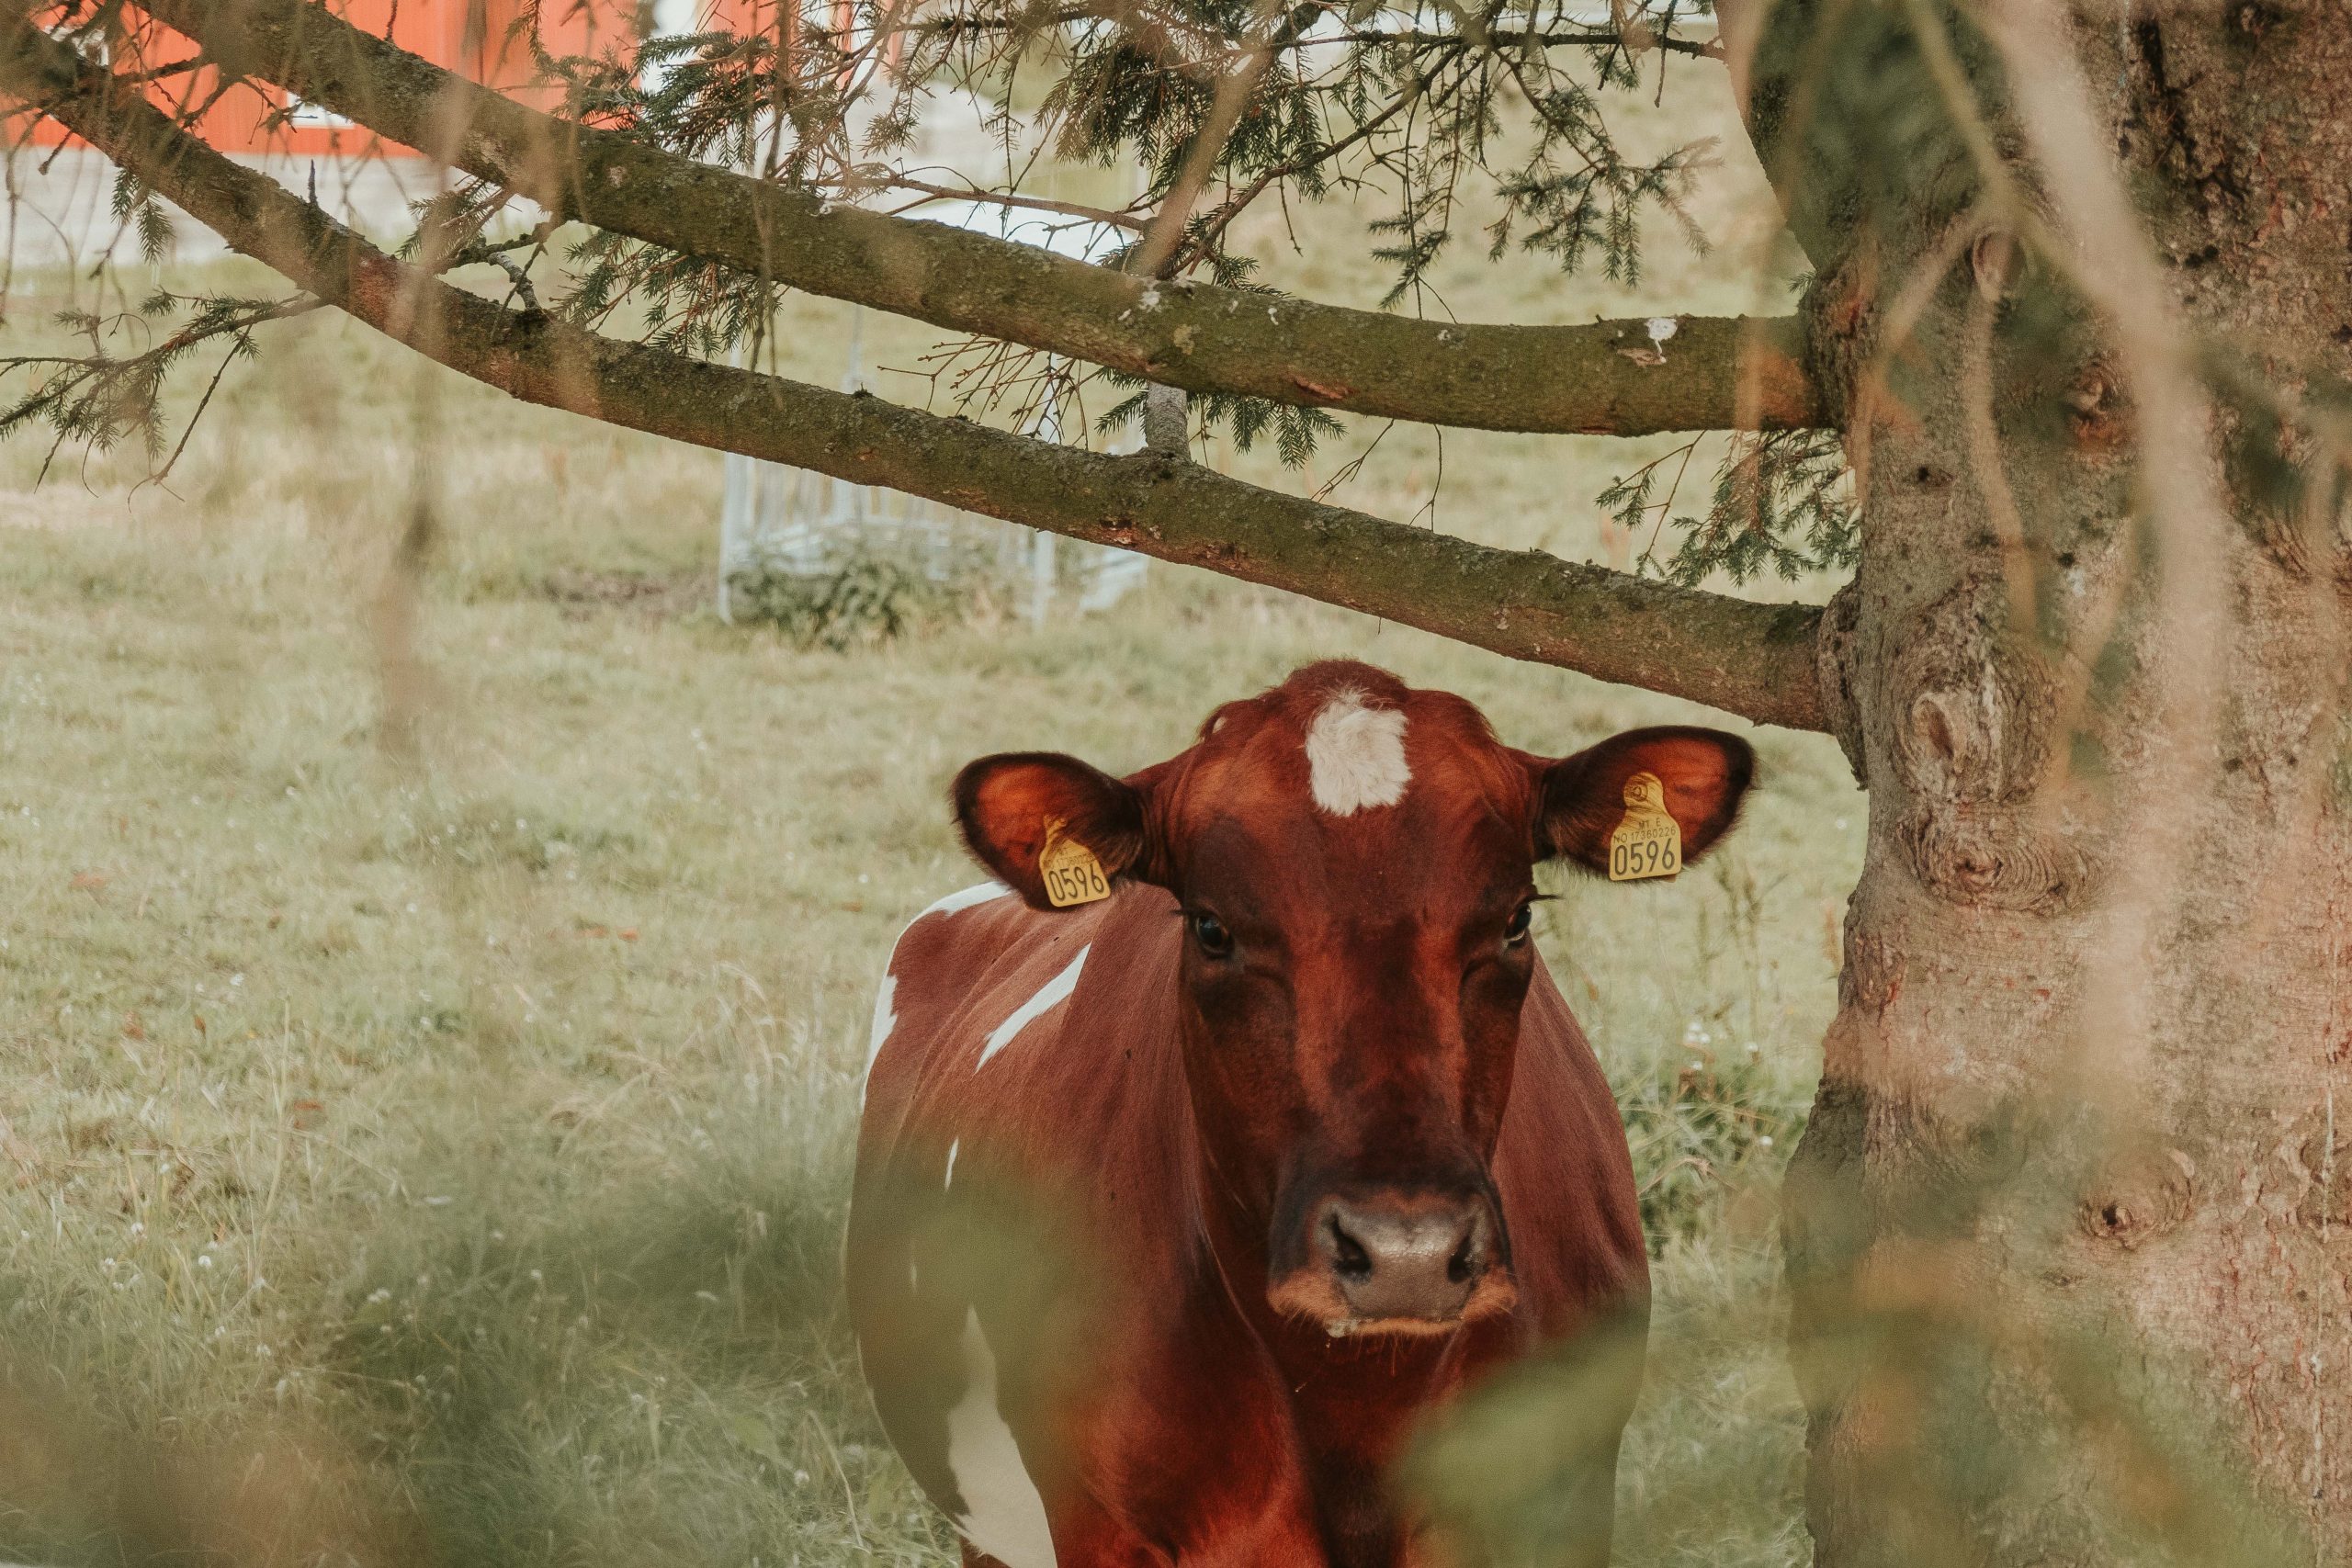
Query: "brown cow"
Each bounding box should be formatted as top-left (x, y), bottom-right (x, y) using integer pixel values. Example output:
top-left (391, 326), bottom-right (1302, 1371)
top-left (849, 660), bottom-right (1754, 1568)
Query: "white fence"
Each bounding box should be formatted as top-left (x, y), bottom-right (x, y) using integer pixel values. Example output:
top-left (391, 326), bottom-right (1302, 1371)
top-left (716, 201), bottom-right (1153, 626)
top-left (716, 447), bottom-right (1149, 626)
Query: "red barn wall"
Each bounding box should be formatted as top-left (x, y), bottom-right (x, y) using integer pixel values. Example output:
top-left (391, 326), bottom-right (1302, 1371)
top-left (15, 0), bottom-right (645, 158)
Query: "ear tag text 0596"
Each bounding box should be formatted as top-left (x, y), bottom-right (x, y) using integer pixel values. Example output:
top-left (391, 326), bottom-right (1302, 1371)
top-left (1607, 772), bottom-right (1682, 883)
top-left (1038, 818), bottom-right (1112, 908)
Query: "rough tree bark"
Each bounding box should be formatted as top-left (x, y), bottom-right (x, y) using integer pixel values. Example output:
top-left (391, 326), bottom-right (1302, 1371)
top-left (1734, 3), bottom-right (2352, 1561)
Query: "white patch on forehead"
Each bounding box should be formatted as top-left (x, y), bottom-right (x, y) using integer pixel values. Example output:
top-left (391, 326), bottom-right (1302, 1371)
top-left (947, 1307), bottom-right (1058, 1568)
top-left (944, 1137), bottom-right (960, 1190)
top-left (977, 945), bottom-right (1089, 1070)
top-left (1304, 688), bottom-right (1410, 816)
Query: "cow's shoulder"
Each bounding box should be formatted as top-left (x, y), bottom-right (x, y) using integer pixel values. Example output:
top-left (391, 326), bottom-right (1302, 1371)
top-left (881, 880), bottom-right (1025, 1021)
top-left (862, 879), bottom-right (1179, 1130)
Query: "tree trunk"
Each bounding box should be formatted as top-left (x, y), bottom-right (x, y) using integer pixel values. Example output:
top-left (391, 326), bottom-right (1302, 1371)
top-left (1747, 6), bottom-right (2352, 1562)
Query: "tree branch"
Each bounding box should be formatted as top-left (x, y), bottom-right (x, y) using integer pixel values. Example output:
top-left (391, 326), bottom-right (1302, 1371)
top-left (0, 13), bottom-right (1828, 732)
top-left (122, 0), bottom-right (1826, 436)
top-left (911, 6), bottom-right (1722, 58)
top-left (1329, 26), bottom-right (1720, 59)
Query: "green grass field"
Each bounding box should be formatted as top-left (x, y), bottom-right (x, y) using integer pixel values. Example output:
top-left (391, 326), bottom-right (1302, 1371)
top-left (2, 72), bottom-right (1859, 1566)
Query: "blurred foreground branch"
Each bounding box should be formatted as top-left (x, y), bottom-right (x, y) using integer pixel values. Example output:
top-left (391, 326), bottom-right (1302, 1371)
top-left (0, 12), bottom-right (1830, 732)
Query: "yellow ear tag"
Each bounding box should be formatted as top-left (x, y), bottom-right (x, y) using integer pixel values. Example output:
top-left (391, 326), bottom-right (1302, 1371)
top-left (1607, 772), bottom-right (1682, 883)
top-left (1038, 819), bottom-right (1113, 908)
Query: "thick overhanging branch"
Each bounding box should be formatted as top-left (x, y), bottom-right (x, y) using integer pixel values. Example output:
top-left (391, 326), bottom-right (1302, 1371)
top-left (0, 15), bottom-right (1829, 732)
top-left (118, 0), bottom-right (1828, 437)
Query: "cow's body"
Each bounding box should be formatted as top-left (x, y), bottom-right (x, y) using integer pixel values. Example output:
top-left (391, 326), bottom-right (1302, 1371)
top-left (850, 881), bottom-right (1645, 1566)
top-left (845, 662), bottom-right (1752, 1568)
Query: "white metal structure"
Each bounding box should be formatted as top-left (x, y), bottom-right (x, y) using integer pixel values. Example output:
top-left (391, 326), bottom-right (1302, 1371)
top-left (717, 204), bottom-right (1149, 624)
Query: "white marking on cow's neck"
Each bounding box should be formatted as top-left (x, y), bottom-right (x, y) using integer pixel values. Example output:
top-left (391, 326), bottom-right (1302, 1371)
top-left (861, 883), bottom-right (1009, 1106)
top-left (977, 946), bottom-right (1090, 1070)
top-left (944, 1137), bottom-right (960, 1190)
top-left (861, 974), bottom-right (899, 1097)
top-left (923, 880), bottom-right (1012, 919)
top-left (1305, 688), bottom-right (1409, 815)
top-left (946, 1307), bottom-right (1057, 1568)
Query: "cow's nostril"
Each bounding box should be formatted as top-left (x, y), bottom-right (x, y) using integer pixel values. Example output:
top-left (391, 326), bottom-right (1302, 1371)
top-left (1303, 1194), bottom-right (1498, 1325)
top-left (1329, 1214), bottom-right (1373, 1280)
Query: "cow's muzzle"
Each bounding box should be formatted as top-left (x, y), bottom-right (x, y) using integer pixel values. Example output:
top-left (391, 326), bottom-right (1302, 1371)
top-left (1268, 1187), bottom-right (1517, 1337)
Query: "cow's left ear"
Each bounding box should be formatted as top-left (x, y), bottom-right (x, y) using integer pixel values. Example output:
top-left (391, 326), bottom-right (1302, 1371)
top-left (1532, 727), bottom-right (1756, 875)
top-left (952, 751), bottom-right (1166, 911)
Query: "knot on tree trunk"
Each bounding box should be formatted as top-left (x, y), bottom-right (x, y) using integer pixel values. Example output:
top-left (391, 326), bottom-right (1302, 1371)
top-left (1893, 668), bottom-right (2042, 806)
top-left (1885, 577), bottom-right (2080, 910)
top-left (2076, 1145), bottom-right (2198, 1250)
top-left (1895, 807), bottom-right (2088, 914)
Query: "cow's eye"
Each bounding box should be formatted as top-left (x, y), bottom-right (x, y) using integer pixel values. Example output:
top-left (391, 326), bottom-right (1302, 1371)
top-left (1187, 910), bottom-right (1235, 959)
top-left (1503, 901), bottom-right (1535, 948)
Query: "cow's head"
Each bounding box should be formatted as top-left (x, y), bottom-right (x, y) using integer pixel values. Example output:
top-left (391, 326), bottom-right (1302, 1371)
top-left (951, 661), bottom-right (1752, 1337)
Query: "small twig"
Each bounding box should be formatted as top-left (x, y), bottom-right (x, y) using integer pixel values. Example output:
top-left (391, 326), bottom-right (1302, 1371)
top-left (107, 55), bottom-right (209, 87)
top-left (1128, 0), bottom-right (1297, 279)
top-left (452, 243), bottom-right (543, 313)
top-left (1329, 24), bottom-right (1717, 59)
top-left (875, 175), bottom-right (1148, 231)
top-left (910, 7), bottom-right (1720, 58)
top-left (1307, 417), bottom-right (1395, 502)
top-left (4, 292), bottom-right (323, 484)
top-left (1173, 56), bottom-right (1445, 269)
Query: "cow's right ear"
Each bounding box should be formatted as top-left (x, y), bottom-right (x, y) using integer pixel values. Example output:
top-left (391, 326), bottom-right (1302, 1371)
top-left (1532, 726), bottom-right (1755, 875)
top-left (952, 752), bottom-right (1160, 911)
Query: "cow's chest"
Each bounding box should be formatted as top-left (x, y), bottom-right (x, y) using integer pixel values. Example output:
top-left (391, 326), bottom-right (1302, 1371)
top-left (885, 1276), bottom-right (1479, 1568)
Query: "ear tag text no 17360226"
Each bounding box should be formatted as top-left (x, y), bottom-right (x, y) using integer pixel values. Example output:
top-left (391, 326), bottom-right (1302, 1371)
top-left (1038, 818), bottom-right (1112, 908)
top-left (1607, 772), bottom-right (1682, 883)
